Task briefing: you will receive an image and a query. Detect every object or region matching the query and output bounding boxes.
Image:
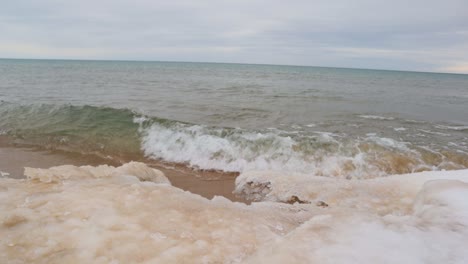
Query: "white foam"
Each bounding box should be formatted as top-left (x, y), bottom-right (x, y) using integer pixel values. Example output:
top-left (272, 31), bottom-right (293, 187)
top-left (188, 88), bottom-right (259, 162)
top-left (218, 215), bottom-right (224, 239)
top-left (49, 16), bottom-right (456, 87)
top-left (141, 123), bottom-right (369, 176)
top-left (366, 135), bottom-right (411, 151)
top-left (312, 131), bottom-right (340, 142)
top-left (435, 124), bottom-right (468, 131)
top-left (140, 123), bottom-right (303, 172)
top-left (1, 164), bottom-right (468, 263)
top-left (359, 115), bottom-right (395, 120)
top-left (132, 115), bottom-right (150, 125)
top-left (418, 129), bottom-right (451, 136)
top-left (139, 122), bottom-right (462, 177)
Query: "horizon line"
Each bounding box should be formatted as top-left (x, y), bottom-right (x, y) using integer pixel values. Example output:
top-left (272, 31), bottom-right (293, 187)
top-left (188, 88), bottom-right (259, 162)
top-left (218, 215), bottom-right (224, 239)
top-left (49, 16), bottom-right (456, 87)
top-left (0, 57), bottom-right (466, 76)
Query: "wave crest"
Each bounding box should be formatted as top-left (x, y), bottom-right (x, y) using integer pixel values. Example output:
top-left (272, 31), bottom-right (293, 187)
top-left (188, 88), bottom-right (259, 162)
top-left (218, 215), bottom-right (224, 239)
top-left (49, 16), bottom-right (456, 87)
top-left (1, 102), bottom-right (466, 177)
top-left (139, 121), bottom-right (467, 177)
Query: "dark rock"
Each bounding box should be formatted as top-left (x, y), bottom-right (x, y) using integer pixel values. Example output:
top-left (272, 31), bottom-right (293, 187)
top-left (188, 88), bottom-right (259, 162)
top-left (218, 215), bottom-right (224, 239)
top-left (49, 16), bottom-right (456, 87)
top-left (286, 195), bottom-right (310, 204)
top-left (315, 201), bottom-right (329, 207)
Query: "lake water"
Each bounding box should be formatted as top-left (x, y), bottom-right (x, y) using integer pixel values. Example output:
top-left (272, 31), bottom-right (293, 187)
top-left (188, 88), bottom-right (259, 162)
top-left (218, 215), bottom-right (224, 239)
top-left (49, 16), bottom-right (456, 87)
top-left (1, 59), bottom-right (467, 177)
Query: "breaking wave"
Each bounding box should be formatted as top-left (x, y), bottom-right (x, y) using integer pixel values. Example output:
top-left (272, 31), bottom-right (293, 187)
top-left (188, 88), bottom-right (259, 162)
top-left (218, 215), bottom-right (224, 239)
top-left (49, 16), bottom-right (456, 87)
top-left (139, 121), bottom-right (467, 177)
top-left (1, 102), bottom-right (467, 177)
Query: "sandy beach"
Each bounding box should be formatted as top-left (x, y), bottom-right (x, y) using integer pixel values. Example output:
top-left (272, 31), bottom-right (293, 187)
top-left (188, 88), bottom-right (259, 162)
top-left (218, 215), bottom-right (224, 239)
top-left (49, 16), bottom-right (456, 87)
top-left (0, 136), bottom-right (242, 202)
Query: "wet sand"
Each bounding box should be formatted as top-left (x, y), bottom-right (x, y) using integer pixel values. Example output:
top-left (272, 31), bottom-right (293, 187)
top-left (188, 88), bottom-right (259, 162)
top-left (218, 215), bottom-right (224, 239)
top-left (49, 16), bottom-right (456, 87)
top-left (0, 136), bottom-right (243, 202)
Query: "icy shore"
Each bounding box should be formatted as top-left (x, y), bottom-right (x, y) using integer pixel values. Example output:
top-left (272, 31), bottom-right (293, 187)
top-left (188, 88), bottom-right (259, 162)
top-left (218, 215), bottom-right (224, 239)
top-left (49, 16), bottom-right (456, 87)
top-left (1, 162), bottom-right (468, 263)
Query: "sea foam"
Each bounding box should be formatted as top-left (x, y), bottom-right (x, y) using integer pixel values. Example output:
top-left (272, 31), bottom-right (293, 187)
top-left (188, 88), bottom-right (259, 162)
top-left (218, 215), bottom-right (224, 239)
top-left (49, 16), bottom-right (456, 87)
top-left (1, 163), bottom-right (468, 263)
top-left (139, 121), bottom-right (465, 177)
top-left (359, 115), bottom-right (395, 120)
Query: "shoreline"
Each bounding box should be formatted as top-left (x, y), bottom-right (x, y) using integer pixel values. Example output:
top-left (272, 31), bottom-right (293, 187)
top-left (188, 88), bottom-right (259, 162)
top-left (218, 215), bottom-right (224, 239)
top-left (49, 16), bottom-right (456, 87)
top-left (0, 136), bottom-right (244, 202)
top-left (3, 155), bottom-right (468, 263)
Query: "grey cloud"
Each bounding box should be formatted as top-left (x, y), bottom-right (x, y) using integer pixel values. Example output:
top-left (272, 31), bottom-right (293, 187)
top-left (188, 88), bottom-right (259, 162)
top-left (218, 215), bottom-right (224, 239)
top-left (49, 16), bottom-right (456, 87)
top-left (0, 0), bottom-right (467, 73)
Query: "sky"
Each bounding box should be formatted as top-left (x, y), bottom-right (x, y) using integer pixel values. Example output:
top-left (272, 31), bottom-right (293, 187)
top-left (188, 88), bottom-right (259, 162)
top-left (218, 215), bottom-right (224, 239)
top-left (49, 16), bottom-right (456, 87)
top-left (1, 0), bottom-right (468, 73)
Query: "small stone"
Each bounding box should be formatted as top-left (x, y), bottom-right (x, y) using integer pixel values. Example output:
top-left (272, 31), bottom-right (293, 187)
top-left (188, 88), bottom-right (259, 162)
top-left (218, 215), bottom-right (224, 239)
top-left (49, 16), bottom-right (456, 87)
top-left (316, 201), bottom-right (329, 207)
top-left (286, 195), bottom-right (310, 204)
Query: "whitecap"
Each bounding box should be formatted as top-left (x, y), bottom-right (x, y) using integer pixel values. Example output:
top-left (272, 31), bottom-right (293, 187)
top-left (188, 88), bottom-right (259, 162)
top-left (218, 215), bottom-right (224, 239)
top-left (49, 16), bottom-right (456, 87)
top-left (359, 115), bottom-right (395, 120)
top-left (435, 125), bottom-right (468, 131)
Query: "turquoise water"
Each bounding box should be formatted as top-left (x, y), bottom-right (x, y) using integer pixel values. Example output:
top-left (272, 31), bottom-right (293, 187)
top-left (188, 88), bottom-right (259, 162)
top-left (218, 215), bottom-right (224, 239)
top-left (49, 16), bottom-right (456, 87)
top-left (0, 59), bottom-right (467, 176)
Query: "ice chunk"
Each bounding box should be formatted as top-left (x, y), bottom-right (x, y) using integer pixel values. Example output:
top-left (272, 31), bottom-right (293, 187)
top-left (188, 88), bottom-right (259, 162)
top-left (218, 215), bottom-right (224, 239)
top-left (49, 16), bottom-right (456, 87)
top-left (24, 161), bottom-right (170, 184)
top-left (1, 164), bottom-right (468, 263)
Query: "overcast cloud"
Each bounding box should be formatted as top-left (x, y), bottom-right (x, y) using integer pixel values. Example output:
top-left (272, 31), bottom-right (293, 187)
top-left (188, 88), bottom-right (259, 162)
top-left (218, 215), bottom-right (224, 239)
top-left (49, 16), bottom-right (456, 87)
top-left (1, 0), bottom-right (467, 73)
